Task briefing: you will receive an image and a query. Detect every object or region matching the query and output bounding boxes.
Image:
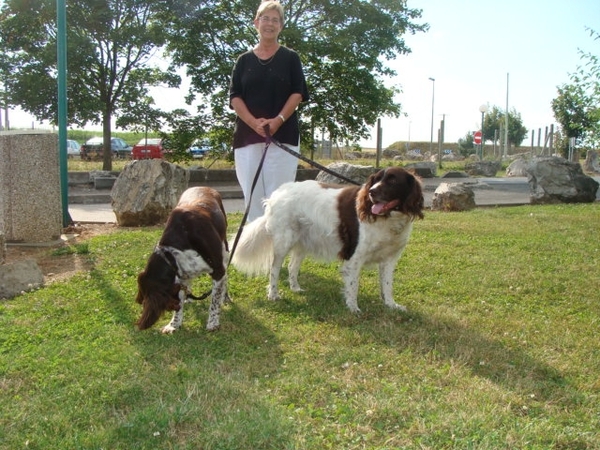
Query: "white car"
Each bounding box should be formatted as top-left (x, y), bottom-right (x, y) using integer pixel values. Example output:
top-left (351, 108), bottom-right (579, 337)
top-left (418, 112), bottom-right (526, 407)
top-left (66, 139), bottom-right (81, 158)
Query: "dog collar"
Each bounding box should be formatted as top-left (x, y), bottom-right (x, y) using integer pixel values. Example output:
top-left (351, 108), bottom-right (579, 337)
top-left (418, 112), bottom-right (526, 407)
top-left (154, 245), bottom-right (179, 275)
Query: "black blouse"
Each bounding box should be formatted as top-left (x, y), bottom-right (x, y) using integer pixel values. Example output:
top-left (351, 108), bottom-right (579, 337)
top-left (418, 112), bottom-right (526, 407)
top-left (229, 46), bottom-right (309, 148)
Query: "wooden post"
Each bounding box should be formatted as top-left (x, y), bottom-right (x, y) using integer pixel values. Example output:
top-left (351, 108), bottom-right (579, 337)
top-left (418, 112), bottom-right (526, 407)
top-left (530, 129), bottom-right (534, 153)
top-left (376, 118), bottom-right (381, 168)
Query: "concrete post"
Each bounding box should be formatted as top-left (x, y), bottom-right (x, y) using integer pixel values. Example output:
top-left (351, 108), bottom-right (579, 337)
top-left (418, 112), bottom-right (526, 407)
top-left (0, 131), bottom-right (63, 243)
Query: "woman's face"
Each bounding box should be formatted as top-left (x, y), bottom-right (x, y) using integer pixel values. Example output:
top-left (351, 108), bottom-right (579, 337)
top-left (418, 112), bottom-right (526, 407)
top-left (254, 10), bottom-right (283, 40)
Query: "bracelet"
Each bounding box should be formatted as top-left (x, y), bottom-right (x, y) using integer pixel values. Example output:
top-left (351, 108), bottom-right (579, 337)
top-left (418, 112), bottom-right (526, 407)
top-left (278, 114), bottom-right (285, 123)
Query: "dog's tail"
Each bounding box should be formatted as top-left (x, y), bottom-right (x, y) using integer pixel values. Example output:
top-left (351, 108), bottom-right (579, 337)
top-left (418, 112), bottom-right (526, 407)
top-left (230, 216), bottom-right (273, 275)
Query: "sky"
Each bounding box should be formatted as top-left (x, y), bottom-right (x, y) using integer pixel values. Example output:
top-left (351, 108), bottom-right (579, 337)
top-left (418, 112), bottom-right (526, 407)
top-left (3, 0), bottom-right (599, 148)
top-left (365, 0), bottom-right (600, 146)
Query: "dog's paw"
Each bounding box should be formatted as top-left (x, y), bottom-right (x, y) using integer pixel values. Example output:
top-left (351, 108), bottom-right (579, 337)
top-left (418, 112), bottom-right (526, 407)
top-left (206, 323), bottom-right (220, 332)
top-left (267, 287), bottom-right (280, 301)
top-left (161, 324), bottom-right (179, 334)
top-left (386, 302), bottom-right (407, 312)
top-left (289, 284), bottom-right (304, 293)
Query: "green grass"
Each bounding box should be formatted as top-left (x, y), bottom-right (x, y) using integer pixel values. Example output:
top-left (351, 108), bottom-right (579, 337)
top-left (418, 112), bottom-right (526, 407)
top-left (1, 205), bottom-right (600, 449)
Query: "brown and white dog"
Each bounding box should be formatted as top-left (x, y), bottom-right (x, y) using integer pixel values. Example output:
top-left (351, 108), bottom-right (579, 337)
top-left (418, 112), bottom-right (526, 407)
top-left (135, 187), bottom-right (230, 333)
top-left (231, 167), bottom-right (424, 313)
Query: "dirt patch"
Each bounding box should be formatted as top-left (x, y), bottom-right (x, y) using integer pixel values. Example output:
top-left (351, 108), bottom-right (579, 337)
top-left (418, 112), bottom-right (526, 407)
top-left (3, 223), bottom-right (119, 284)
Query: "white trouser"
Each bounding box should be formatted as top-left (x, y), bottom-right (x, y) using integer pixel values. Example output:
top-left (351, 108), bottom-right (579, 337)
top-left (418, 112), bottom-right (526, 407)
top-left (234, 141), bottom-right (299, 222)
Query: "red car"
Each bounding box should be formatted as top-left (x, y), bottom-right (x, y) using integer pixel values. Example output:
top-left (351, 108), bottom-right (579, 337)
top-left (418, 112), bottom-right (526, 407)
top-left (132, 138), bottom-right (164, 159)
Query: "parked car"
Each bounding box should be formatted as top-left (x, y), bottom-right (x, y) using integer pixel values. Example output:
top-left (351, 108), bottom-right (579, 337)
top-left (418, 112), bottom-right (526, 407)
top-left (66, 139), bottom-right (81, 158)
top-left (132, 138), bottom-right (165, 160)
top-left (80, 136), bottom-right (132, 160)
top-left (188, 139), bottom-right (210, 159)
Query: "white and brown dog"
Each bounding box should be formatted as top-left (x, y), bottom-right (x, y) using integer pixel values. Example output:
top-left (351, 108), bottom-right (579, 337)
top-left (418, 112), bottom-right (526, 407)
top-left (135, 187), bottom-right (230, 333)
top-left (231, 167), bottom-right (424, 313)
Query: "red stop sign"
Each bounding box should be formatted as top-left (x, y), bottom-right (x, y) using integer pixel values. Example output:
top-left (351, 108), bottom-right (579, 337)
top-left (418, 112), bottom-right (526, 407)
top-left (474, 130), bottom-right (482, 144)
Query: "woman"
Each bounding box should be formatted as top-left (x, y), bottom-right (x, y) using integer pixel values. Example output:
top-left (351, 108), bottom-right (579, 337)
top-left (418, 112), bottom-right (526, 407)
top-left (229, 0), bottom-right (310, 221)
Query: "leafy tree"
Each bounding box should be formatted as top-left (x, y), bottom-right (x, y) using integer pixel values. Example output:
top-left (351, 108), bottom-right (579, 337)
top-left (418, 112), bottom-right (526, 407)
top-left (552, 84), bottom-right (591, 146)
top-left (457, 131), bottom-right (475, 157)
top-left (482, 105), bottom-right (528, 149)
top-left (552, 27), bottom-right (600, 154)
top-left (0, 0), bottom-right (178, 170)
top-left (164, 0), bottom-right (428, 150)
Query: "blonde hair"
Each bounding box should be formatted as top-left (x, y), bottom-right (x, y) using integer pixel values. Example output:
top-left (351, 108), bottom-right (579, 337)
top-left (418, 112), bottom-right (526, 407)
top-left (255, 1), bottom-right (284, 23)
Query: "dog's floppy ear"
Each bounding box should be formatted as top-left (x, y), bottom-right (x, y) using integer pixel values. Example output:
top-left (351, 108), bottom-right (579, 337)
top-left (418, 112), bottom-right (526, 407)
top-left (365, 169), bottom-right (384, 189)
top-left (403, 171), bottom-right (425, 220)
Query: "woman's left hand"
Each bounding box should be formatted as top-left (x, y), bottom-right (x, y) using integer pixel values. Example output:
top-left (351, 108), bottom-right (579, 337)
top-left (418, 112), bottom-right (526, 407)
top-left (262, 117), bottom-right (282, 137)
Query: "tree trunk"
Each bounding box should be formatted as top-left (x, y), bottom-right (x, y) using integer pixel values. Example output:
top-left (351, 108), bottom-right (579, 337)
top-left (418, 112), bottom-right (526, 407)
top-left (102, 110), bottom-right (112, 171)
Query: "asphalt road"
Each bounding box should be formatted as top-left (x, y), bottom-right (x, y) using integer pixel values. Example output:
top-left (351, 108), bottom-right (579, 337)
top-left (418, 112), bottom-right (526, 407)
top-left (68, 176), bottom-right (600, 224)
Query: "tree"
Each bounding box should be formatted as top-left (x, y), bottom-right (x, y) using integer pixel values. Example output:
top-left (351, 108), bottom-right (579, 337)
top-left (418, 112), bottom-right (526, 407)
top-left (457, 132), bottom-right (475, 157)
top-left (552, 27), bottom-right (600, 153)
top-left (164, 0), bottom-right (428, 149)
top-left (0, 0), bottom-right (178, 170)
top-left (482, 105), bottom-right (528, 149)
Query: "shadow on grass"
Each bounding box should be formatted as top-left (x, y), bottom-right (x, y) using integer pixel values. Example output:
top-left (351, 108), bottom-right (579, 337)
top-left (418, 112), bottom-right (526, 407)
top-left (254, 266), bottom-right (573, 405)
top-left (85, 267), bottom-right (297, 449)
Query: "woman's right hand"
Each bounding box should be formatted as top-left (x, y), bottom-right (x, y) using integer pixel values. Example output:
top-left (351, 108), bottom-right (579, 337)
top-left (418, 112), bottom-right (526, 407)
top-left (253, 117), bottom-right (269, 137)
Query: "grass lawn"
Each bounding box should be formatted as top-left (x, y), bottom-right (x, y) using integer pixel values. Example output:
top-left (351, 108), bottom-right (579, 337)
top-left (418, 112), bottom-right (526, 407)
top-left (1, 204), bottom-right (599, 449)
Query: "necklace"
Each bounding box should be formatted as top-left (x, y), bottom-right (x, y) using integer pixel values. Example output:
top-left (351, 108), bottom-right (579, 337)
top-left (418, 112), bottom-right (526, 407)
top-left (254, 46), bottom-right (278, 65)
top-left (256, 53), bottom-right (275, 65)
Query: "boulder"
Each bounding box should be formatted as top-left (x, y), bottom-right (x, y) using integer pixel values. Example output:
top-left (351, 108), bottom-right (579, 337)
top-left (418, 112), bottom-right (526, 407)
top-left (431, 182), bottom-right (475, 212)
top-left (111, 160), bottom-right (189, 226)
top-left (465, 160), bottom-right (501, 177)
top-left (315, 162), bottom-right (375, 185)
top-left (584, 150), bottom-right (600, 174)
top-left (382, 149), bottom-right (401, 159)
top-left (442, 171), bottom-right (469, 179)
top-left (405, 150), bottom-right (425, 160)
top-left (526, 156), bottom-right (599, 204)
top-left (506, 158), bottom-right (529, 177)
top-left (0, 259), bottom-right (44, 299)
top-left (90, 170), bottom-right (119, 189)
top-left (404, 161), bottom-right (437, 178)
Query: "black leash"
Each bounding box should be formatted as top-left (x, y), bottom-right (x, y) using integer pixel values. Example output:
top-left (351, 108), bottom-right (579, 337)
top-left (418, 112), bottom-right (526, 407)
top-left (154, 245), bottom-right (212, 301)
top-left (185, 125), bottom-right (362, 301)
top-left (265, 130), bottom-right (361, 186)
top-left (228, 134), bottom-right (271, 267)
top-left (228, 127), bottom-right (363, 268)
top-left (179, 133), bottom-right (271, 303)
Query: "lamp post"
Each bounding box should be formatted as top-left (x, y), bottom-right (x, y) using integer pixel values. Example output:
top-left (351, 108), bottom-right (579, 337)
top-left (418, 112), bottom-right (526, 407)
top-left (479, 104), bottom-right (488, 159)
top-left (428, 78), bottom-right (435, 154)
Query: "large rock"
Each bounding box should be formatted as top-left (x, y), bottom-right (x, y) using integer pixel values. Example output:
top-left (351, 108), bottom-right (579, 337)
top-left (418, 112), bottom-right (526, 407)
top-left (431, 182), bottom-right (475, 211)
top-left (465, 161), bottom-right (501, 177)
top-left (584, 150), bottom-right (600, 174)
top-left (526, 156), bottom-right (599, 204)
top-left (315, 162), bottom-right (375, 185)
top-left (506, 158), bottom-right (529, 177)
top-left (111, 160), bottom-right (189, 226)
top-left (0, 259), bottom-right (44, 299)
top-left (404, 161), bottom-right (437, 178)
top-left (442, 171), bottom-right (469, 179)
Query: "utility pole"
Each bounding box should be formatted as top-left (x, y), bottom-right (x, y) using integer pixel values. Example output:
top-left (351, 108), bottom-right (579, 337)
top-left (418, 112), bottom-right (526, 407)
top-left (504, 73), bottom-right (509, 157)
top-left (428, 77), bottom-right (435, 154)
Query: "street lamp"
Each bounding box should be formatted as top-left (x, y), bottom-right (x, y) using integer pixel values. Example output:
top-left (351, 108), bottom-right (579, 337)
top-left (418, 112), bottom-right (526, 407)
top-left (479, 104), bottom-right (488, 159)
top-left (429, 77), bottom-right (435, 154)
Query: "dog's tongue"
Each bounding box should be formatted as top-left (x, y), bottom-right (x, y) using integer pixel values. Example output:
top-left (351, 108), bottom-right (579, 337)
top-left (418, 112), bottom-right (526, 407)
top-left (371, 199), bottom-right (400, 215)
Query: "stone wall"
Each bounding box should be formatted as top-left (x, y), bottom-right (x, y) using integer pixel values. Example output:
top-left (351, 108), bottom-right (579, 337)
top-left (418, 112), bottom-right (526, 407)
top-left (0, 131), bottom-right (62, 243)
